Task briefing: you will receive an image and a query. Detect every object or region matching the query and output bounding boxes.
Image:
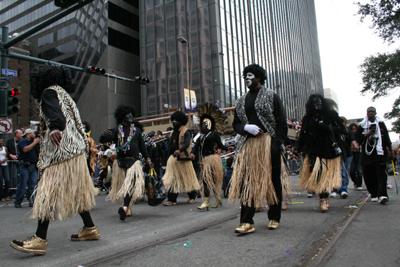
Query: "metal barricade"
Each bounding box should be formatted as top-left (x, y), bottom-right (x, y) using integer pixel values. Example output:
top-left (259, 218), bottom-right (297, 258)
top-left (7, 160), bottom-right (20, 191)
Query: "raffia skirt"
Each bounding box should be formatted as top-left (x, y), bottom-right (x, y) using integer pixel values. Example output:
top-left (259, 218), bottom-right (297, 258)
top-left (228, 134), bottom-right (278, 207)
top-left (163, 155), bottom-right (200, 193)
top-left (32, 153), bottom-right (99, 222)
top-left (199, 154), bottom-right (223, 199)
top-left (297, 154), bottom-right (342, 194)
top-left (108, 160), bottom-right (144, 209)
top-left (281, 155), bottom-right (292, 198)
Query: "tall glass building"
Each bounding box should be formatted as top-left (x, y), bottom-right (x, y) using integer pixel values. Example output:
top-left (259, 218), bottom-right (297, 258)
top-left (140, 0), bottom-right (323, 120)
top-left (0, 0), bottom-right (141, 139)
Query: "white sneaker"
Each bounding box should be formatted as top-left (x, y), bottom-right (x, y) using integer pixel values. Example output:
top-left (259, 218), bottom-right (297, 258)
top-left (307, 192), bottom-right (314, 198)
top-left (371, 197), bottom-right (379, 202)
top-left (329, 192), bottom-right (337, 198)
top-left (379, 196), bottom-right (388, 204)
top-left (357, 187), bottom-right (363, 191)
top-left (340, 192), bottom-right (348, 199)
top-left (387, 184), bottom-right (393, 189)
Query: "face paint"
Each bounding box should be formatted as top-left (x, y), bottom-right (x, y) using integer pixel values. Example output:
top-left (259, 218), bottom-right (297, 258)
top-left (313, 97), bottom-right (322, 110)
top-left (172, 120), bottom-right (181, 130)
top-left (245, 72), bottom-right (258, 90)
top-left (124, 112), bottom-right (134, 124)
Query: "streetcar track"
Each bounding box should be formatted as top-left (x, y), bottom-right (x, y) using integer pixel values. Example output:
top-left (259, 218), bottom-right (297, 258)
top-left (83, 213), bottom-right (239, 267)
top-left (302, 194), bottom-right (370, 267)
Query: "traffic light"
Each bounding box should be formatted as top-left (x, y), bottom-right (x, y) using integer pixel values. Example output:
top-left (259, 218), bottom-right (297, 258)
top-left (85, 66), bottom-right (106, 75)
top-left (133, 76), bottom-right (150, 84)
top-left (7, 87), bottom-right (19, 115)
top-left (54, 0), bottom-right (80, 8)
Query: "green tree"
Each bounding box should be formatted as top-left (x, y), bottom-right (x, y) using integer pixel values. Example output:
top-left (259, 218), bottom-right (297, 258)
top-left (357, 0), bottom-right (400, 133)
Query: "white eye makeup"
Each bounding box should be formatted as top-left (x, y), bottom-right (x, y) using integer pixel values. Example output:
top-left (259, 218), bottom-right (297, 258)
top-left (246, 73), bottom-right (255, 79)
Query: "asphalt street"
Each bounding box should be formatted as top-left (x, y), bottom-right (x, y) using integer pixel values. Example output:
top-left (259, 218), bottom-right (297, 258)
top-left (1, 174), bottom-right (399, 267)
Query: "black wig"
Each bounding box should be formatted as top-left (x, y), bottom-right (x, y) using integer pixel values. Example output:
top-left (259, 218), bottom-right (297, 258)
top-left (30, 65), bottom-right (73, 100)
top-left (349, 123), bottom-right (358, 130)
top-left (305, 94), bottom-right (331, 115)
top-left (114, 104), bottom-right (136, 125)
top-left (242, 64), bottom-right (267, 85)
top-left (170, 111), bottom-right (188, 125)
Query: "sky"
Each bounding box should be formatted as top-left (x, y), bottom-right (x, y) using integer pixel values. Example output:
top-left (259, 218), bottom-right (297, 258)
top-left (314, 0), bottom-right (399, 143)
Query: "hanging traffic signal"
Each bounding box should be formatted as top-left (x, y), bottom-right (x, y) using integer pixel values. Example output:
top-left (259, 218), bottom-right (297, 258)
top-left (7, 87), bottom-right (19, 115)
top-left (85, 66), bottom-right (106, 75)
top-left (133, 76), bottom-right (150, 84)
top-left (54, 0), bottom-right (80, 8)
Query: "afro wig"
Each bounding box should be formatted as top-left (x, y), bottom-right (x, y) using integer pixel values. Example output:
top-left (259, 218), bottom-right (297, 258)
top-left (170, 110), bottom-right (188, 125)
top-left (305, 94), bottom-right (331, 115)
top-left (242, 64), bottom-right (267, 85)
top-left (114, 104), bottom-right (136, 125)
top-left (30, 64), bottom-right (73, 100)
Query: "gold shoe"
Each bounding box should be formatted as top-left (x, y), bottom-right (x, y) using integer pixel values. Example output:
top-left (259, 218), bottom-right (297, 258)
top-left (71, 226), bottom-right (100, 241)
top-left (211, 197), bottom-right (222, 208)
top-left (320, 198), bottom-right (328, 212)
top-left (10, 235), bottom-right (47, 255)
top-left (282, 201), bottom-right (288, 210)
top-left (197, 197), bottom-right (210, 211)
top-left (268, 220), bottom-right (280, 230)
top-left (163, 201), bottom-right (177, 206)
top-left (326, 198), bottom-right (330, 209)
top-left (234, 223), bottom-right (255, 234)
top-left (187, 197), bottom-right (197, 204)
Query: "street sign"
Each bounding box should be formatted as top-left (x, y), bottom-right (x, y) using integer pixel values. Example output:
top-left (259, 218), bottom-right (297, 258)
top-left (0, 119), bottom-right (13, 134)
top-left (1, 69), bottom-right (17, 76)
top-left (5, 75), bottom-right (14, 81)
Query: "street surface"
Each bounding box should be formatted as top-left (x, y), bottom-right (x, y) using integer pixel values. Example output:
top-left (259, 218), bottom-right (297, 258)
top-left (1, 175), bottom-right (399, 267)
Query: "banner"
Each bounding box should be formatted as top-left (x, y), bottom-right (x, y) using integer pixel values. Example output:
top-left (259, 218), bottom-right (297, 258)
top-left (184, 89), bottom-right (197, 111)
top-left (190, 90), bottom-right (197, 111)
top-left (184, 88), bottom-right (190, 110)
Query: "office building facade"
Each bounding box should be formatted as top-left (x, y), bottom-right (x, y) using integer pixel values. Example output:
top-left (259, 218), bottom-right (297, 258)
top-left (0, 0), bottom-right (141, 139)
top-left (140, 0), bottom-right (323, 120)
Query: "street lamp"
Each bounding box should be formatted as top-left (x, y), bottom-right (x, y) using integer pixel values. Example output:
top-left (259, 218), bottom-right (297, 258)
top-left (177, 36), bottom-right (191, 126)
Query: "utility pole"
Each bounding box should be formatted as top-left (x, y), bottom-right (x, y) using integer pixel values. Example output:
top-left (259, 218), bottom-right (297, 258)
top-left (0, 27), bottom-right (10, 141)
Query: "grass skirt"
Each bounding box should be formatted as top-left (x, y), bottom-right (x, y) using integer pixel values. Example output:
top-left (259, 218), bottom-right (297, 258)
top-left (163, 155), bottom-right (200, 193)
top-left (200, 154), bottom-right (223, 199)
top-left (228, 134), bottom-right (278, 207)
top-left (297, 154), bottom-right (342, 194)
top-left (31, 153), bottom-right (98, 221)
top-left (281, 155), bottom-right (292, 199)
top-left (108, 160), bottom-right (144, 209)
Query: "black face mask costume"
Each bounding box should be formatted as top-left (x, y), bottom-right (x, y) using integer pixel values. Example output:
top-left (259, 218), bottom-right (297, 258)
top-left (172, 120), bottom-right (181, 130)
top-left (123, 112), bottom-right (134, 125)
top-left (313, 97), bottom-right (322, 111)
top-left (245, 72), bottom-right (259, 91)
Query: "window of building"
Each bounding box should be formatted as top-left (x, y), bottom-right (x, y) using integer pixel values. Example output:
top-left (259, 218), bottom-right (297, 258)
top-left (17, 69), bottom-right (22, 78)
top-left (17, 114), bottom-right (21, 124)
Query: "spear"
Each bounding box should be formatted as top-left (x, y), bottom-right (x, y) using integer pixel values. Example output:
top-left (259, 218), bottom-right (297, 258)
top-left (392, 160), bottom-right (398, 195)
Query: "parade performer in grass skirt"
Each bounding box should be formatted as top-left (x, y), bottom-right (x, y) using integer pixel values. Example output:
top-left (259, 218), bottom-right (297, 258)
top-left (163, 111), bottom-right (200, 206)
top-left (10, 65), bottom-right (99, 255)
top-left (82, 121), bottom-right (98, 177)
top-left (228, 64), bottom-right (288, 234)
top-left (99, 105), bottom-right (152, 220)
top-left (189, 103), bottom-right (228, 211)
top-left (297, 94), bottom-right (345, 212)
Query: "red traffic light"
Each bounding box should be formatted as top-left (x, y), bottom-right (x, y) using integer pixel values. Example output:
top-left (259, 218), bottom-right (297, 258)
top-left (8, 88), bottom-right (19, 97)
top-left (86, 66), bottom-right (106, 75)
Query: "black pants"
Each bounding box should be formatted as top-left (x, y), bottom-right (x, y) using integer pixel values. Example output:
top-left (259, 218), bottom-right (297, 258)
top-left (167, 190), bottom-right (197, 202)
top-left (362, 162), bottom-right (387, 198)
top-left (240, 146), bottom-right (282, 224)
top-left (350, 153), bottom-right (363, 187)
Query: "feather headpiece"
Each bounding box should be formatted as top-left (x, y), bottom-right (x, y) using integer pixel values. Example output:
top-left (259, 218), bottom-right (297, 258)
top-left (196, 103), bottom-right (227, 134)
